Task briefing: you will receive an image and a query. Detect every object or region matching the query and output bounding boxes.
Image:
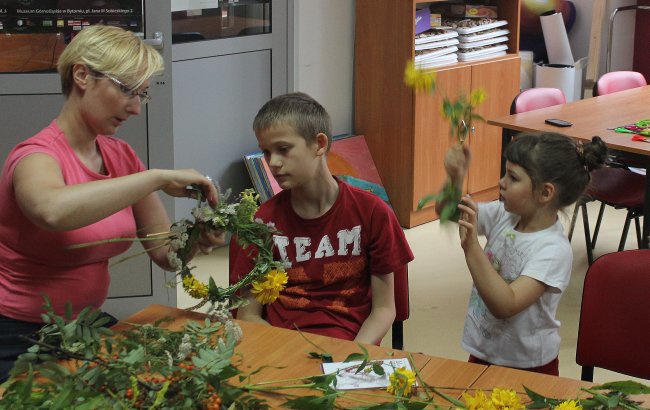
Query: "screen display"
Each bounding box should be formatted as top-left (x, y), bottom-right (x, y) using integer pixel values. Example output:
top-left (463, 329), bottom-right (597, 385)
top-left (0, 0), bottom-right (143, 73)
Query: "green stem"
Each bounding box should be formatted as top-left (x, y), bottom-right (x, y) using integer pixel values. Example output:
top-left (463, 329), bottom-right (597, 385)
top-left (294, 327), bottom-right (329, 354)
top-left (67, 236), bottom-right (169, 249)
top-left (408, 352), bottom-right (432, 401)
top-left (240, 374), bottom-right (329, 387)
top-left (243, 383), bottom-right (317, 391)
top-left (109, 242), bottom-right (170, 267)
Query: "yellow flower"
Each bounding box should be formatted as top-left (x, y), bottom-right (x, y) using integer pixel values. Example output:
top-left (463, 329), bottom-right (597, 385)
top-left (404, 60), bottom-right (436, 93)
top-left (554, 400), bottom-right (582, 410)
top-left (250, 269), bottom-right (288, 305)
top-left (237, 189), bottom-right (260, 222)
top-left (386, 367), bottom-right (416, 397)
top-left (470, 88), bottom-right (487, 106)
top-left (462, 390), bottom-right (496, 410)
top-left (490, 388), bottom-right (525, 410)
top-left (182, 274), bottom-right (209, 299)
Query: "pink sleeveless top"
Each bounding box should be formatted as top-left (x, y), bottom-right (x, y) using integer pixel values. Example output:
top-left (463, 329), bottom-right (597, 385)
top-left (0, 121), bottom-right (145, 322)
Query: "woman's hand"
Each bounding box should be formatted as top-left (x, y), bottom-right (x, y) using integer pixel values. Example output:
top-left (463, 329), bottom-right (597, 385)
top-left (158, 169), bottom-right (219, 207)
top-left (457, 194), bottom-right (480, 251)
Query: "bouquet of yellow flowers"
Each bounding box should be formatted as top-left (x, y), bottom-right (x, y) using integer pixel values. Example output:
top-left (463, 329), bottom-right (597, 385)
top-left (403, 61), bottom-right (486, 222)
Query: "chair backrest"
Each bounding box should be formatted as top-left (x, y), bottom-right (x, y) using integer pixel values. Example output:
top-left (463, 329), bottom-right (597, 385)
top-left (501, 88), bottom-right (567, 177)
top-left (594, 71), bottom-right (647, 97)
top-left (576, 249), bottom-right (650, 381)
top-left (511, 87), bottom-right (567, 114)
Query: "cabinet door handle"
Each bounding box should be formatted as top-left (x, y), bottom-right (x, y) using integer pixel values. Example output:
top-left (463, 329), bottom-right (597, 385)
top-left (471, 126), bottom-right (476, 133)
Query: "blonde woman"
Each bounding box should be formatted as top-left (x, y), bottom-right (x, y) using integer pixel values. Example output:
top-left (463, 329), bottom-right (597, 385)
top-left (0, 25), bottom-right (223, 381)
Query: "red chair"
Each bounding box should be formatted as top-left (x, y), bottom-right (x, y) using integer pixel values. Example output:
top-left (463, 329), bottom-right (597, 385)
top-left (593, 71), bottom-right (647, 97)
top-left (228, 235), bottom-right (410, 349)
top-left (501, 88), bottom-right (566, 177)
top-left (576, 249), bottom-right (650, 381)
top-left (568, 71), bottom-right (647, 264)
top-left (568, 168), bottom-right (645, 265)
top-left (593, 71), bottom-right (647, 168)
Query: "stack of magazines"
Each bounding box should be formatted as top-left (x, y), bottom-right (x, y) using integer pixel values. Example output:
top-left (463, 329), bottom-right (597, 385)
top-left (414, 28), bottom-right (459, 69)
top-left (444, 18), bottom-right (509, 62)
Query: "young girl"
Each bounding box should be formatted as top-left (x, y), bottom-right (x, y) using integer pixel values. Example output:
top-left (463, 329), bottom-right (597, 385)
top-left (442, 132), bottom-right (608, 375)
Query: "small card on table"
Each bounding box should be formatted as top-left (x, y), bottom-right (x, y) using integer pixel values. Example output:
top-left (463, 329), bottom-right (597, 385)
top-left (321, 357), bottom-right (413, 390)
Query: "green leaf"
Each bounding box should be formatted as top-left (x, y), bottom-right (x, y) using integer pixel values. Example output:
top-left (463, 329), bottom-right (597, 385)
top-left (82, 325), bottom-right (91, 343)
top-left (523, 385), bottom-right (547, 402)
top-left (306, 373), bottom-right (338, 390)
top-left (403, 403), bottom-right (428, 410)
top-left (18, 364), bottom-right (34, 401)
top-left (343, 353), bottom-right (366, 362)
top-left (308, 351), bottom-right (333, 363)
top-left (372, 362), bottom-right (385, 376)
top-left (122, 346), bottom-right (145, 365)
top-left (64, 302), bottom-right (73, 320)
top-left (593, 381), bottom-right (650, 395)
top-left (416, 193), bottom-right (439, 210)
top-left (91, 315), bottom-right (112, 329)
top-left (350, 404), bottom-right (399, 410)
top-left (51, 385), bottom-right (74, 409)
top-left (607, 394), bottom-right (620, 408)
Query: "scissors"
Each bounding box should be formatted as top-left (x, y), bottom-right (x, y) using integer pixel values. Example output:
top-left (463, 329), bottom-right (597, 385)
top-left (631, 135), bottom-right (650, 143)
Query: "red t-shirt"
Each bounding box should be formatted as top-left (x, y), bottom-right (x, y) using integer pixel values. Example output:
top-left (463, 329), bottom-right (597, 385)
top-left (231, 179), bottom-right (414, 340)
top-left (0, 121), bottom-right (146, 323)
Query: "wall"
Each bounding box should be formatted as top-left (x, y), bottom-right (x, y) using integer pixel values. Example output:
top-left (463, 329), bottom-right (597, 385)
top-left (568, 0), bottom-right (636, 74)
top-left (633, 0), bottom-right (650, 79)
top-left (290, 0), bottom-right (355, 136)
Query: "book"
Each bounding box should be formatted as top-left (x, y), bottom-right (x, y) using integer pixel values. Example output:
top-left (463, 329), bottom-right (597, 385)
top-left (243, 134), bottom-right (391, 207)
top-left (321, 357), bottom-right (413, 390)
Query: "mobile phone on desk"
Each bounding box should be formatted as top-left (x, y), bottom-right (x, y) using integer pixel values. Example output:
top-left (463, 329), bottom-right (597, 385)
top-left (545, 118), bottom-right (573, 127)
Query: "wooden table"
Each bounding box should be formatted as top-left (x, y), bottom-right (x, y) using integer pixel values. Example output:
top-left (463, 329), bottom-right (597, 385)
top-left (488, 85), bottom-right (650, 248)
top-left (120, 305), bottom-right (486, 407)
top-left (470, 365), bottom-right (650, 408)
top-left (119, 305), bottom-right (633, 408)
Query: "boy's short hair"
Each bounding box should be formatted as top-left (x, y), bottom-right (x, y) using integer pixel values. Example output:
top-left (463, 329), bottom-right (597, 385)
top-left (253, 92), bottom-right (333, 151)
top-left (57, 25), bottom-right (164, 97)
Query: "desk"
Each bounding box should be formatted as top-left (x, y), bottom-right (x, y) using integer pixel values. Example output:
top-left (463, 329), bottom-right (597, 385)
top-left (470, 365), bottom-right (650, 408)
top-left (488, 86), bottom-right (650, 248)
top-left (121, 305), bottom-right (487, 407)
top-left (120, 305), bottom-right (633, 408)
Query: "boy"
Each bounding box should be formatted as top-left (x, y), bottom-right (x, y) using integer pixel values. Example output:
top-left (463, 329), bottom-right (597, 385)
top-left (231, 92), bottom-right (413, 344)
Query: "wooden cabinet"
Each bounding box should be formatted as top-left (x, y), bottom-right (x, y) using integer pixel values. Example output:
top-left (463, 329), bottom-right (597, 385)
top-left (354, 0), bottom-right (521, 228)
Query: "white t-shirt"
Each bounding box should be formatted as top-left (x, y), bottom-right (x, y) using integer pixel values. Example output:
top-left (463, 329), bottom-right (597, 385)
top-left (461, 201), bottom-right (572, 368)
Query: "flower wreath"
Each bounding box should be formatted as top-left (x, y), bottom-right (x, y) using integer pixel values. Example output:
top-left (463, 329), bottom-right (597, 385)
top-left (165, 188), bottom-right (287, 308)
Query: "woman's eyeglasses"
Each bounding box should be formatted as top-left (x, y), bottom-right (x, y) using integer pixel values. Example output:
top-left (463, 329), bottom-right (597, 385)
top-left (89, 68), bottom-right (151, 104)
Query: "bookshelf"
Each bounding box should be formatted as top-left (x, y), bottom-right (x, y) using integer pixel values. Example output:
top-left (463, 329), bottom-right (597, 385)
top-left (354, 0), bottom-right (521, 228)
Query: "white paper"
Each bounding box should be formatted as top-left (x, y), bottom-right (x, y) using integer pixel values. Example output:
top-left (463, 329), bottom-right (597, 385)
top-left (540, 12), bottom-right (574, 66)
top-left (321, 358), bottom-right (413, 390)
top-left (535, 63), bottom-right (582, 102)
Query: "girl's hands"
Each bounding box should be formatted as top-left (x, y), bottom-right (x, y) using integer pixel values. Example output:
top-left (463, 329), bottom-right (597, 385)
top-left (158, 169), bottom-right (219, 207)
top-left (444, 145), bottom-right (471, 186)
top-left (457, 194), bottom-right (480, 251)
